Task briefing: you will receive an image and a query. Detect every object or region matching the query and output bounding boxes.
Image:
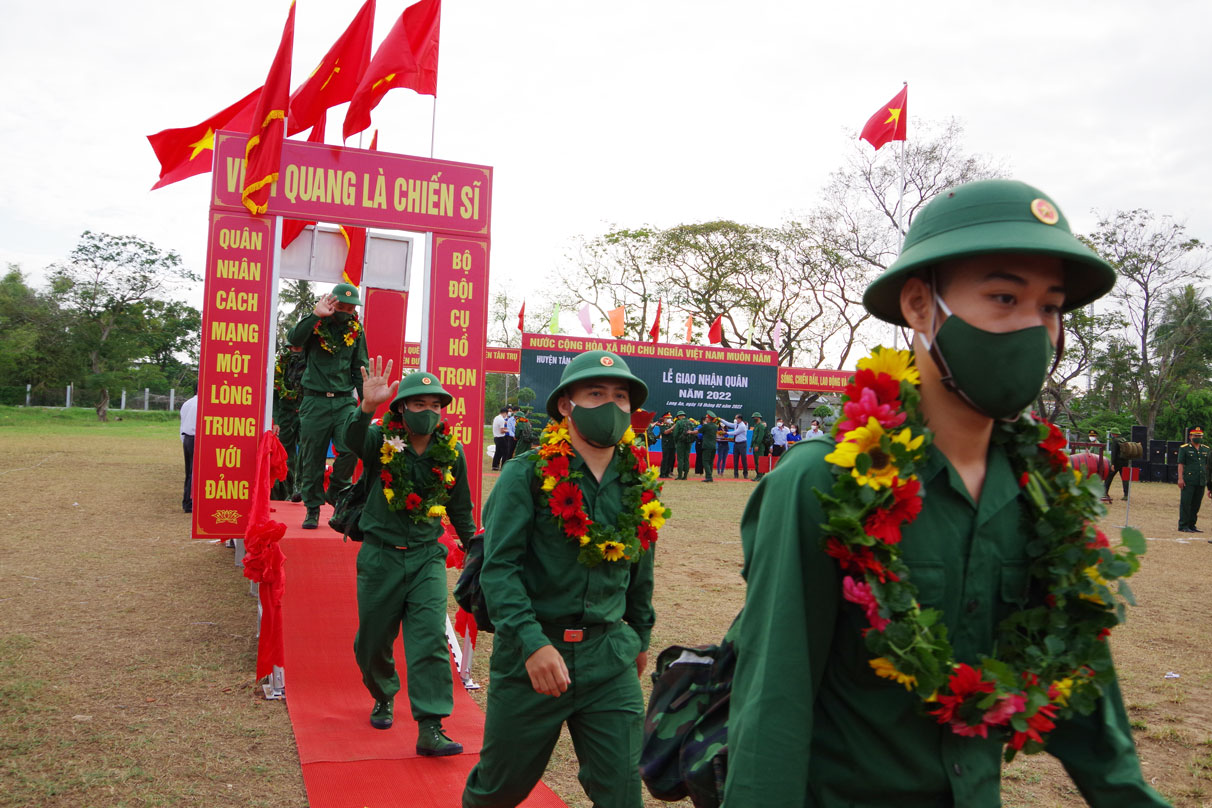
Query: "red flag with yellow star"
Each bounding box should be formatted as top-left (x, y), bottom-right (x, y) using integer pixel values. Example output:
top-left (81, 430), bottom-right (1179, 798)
top-left (147, 87), bottom-right (261, 190)
top-left (287, 0), bottom-right (375, 136)
top-left (859, 85), bottom-right (908, 151)
top-left (343, 0), bottom-right (441, 140)
top-left (243, 1), bottom-right (296, 216)
top-left (338, 131), bottom-right (377, 285)
top-left (281, 112), bottom-right (328, 248)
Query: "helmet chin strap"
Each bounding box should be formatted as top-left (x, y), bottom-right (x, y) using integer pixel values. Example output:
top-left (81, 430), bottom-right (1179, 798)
top-left (917, 273), bottom-right (1065, 422)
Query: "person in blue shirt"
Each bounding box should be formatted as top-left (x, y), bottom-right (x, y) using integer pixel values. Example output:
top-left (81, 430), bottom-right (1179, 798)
top-left (728, 414), bottom-right (750, 479)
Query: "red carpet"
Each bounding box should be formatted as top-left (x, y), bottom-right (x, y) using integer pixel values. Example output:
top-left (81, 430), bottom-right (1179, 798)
top-left (273, 501), bottom-right (567, 807)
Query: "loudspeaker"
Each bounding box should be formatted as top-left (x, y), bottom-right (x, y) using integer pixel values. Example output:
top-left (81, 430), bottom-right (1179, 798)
top-left (1167, 441), bottom-right (1181, 466)
top-left (1149, 465), bottom-right (1166, 482)
top-left (1135, 461), bottom-right (1151, 482)
top-left (1131, 425), bottom-right (1149, 445)
top-left (1167, 464), bottom-right (1179, 484)
top-left (1149, 440), bottom-right (1167, 464)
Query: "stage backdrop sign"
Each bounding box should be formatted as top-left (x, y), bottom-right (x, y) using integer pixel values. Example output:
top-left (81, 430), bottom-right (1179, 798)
top-left (520, 334), bottom-right (777, 423)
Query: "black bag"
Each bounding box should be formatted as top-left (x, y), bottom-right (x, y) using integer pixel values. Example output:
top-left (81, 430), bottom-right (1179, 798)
top-left (762, 431), bottom-right (774, 450)
top-left (640, 620), bottom-right (738, 808)
top-left (328, 473), bottom-right (371, 541)
top-left (453, 531), bottom-right (495, 632)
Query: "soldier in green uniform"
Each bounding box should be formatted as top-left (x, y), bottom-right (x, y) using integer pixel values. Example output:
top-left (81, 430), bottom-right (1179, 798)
top-left (288, 283), bottom-right (370, 529)
top-left (725, 180), bottom-right (1166, 806)
top-left (341, 358), bottom-right (476, 755)
top-left (463, 349), bottom-right (658, 808)
top-left (1177, 427), bottom-right (1210, 532)
top-left (512, 406), bottom-right (536, 457)
top-left (749, 412), bottom-right (769, 481)
top-left (270, 344), bottom-right (306, 501)
top-left (658, 413), bottom-right (677, 478)
top-left (696, 411), bottom-right (719, 483)
top-left (672, 411), bottom-right (693, 480)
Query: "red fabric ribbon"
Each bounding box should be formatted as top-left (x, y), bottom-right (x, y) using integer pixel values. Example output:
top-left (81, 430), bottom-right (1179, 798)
top-left (242, 430), bottom-right (289, 679)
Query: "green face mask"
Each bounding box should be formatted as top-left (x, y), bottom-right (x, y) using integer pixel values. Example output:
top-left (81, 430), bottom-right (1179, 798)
top-left (333, 311), bottom-right (355, 323)
top-left (402, 408), bottom-right (440, 436)
top-left (924, 296), bottom-right (1055, 421)
top-left (570, 402), bottom-right (631, 448)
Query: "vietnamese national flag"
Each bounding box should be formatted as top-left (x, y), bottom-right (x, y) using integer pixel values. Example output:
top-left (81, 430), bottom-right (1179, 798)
top-left (243, 1), bottom-right (296, 216)
top-left (338, 130), bottom-right (377, 285)
top-left (288, 0), bottom-right (375, 136)
top-left (859, 85), bottom-right (908, 151)
top-left (281, 111), bottom-right (328, 248)
top-left (147, 87), bottom-right (261, 190)
top-left (343, 0), bottom-right (441, 140)
top-left (516, 301), bottom-right (526, 331)
top-left (708, 315), bottom-right (724, 345)
top-left (648, 299), bottom-right (662, 343)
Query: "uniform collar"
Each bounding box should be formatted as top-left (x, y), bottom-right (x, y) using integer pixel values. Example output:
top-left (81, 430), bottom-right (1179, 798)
top-left (920, 442), bottom-right (1018, 524)
top-left (569, 447), bottom-right (621, 488)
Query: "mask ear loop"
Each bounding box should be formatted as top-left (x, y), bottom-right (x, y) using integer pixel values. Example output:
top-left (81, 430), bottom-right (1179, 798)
top-left (922, 270), bottom-right (964, 401)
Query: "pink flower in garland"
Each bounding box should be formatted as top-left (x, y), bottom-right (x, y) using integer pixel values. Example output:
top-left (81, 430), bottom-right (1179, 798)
top-left (982, 693), bottom-right (1026, 727)
top-left (842, 576), bottom-right (889, 631)
top-left (836, 385), bottom-right (907, 434)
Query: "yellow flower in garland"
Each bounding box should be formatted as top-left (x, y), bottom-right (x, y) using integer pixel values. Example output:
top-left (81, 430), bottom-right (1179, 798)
top-left (541, 475), bottom-right (559, 493)
top-left (380, 442), bottom-right (396, 465)
top-left (579, 535), bottom-right (591, 547)
top-left (869, 657), bottom-right (917, 691)
top-left (599, 540), bottom-right (627, 561)
top-left (447, 431), bottom-right (458, 450)
top-left (343, 330), bottom-right (357, 346)
top-left (824, 417), bottom-right (921, 490)
top-left (621, 427), bottom-right (636, 445)
top-left (428, 504), bottom-right (447, 518)
top-left (443, 471), bottom-right (455, 487)
top-left (640, 499), bottom-right (667, 530)
top-left (1051, 677), bottom-right (1075, 706)
top-left (383, 488), bottom-right (395, 503)
top-left (1080, 566), bottom-right (1109, 604)
top-left (857, 346), bottom-right (920, 386)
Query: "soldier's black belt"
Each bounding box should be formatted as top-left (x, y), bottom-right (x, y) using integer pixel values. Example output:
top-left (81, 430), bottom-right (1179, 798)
top-left (540, 620), bottom-right (619, 644)
top-left (362, 534), bottom-right (434, 552)
top-left (303, 389), bottom-right (345, 397)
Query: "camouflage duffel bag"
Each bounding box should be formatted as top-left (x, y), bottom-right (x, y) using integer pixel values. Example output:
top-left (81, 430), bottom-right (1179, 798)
top-left (640, 626), bottom-right (737, 807)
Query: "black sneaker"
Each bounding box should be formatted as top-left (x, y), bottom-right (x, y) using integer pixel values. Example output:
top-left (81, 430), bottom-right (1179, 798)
top-left (370, 700), bottom-right (393, 730)
top-left (416, 719), bottom-right (462, 756)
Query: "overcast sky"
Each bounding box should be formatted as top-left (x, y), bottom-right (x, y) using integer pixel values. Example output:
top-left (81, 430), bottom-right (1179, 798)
top-left (1, 0), bottom-right (1208, 346)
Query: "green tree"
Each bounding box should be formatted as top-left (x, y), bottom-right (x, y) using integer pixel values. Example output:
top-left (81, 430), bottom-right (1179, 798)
top-left (48, 231), bottom-right (200, 420)
top-left (277, 280), bottom-right (319, 348)
top-left (0, 266), bottom-right (84, 391)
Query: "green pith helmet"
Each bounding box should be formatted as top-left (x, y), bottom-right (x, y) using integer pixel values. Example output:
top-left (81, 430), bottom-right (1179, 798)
top-left (677, 411), bottom-right (686, 417)
top-left (333, 282), bottom-right (362, 306)
top-left (390, 371), bottom-right (453, 410)
top-left (863, 179), bottom-right (1117, 326)
top-left (545, 350), bottom-right (649, 421)
top-left (751, 412), bottom-right (762, 419)
top-left (705, 410), bottom-right (716, 420)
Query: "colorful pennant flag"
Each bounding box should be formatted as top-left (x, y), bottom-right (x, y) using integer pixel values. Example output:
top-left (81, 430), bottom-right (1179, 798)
top-left (608, 307), bottom-right (625, 338)
top-left (860, 84), bottom-right (908, 151)
top-left (147, 87), bottom-right (261, 190)
top-left (337, 130), bottom-right (377, 285)
top-left (288, 0), bottom-right (375, 136)
top-left (578, 304), bottom-right (593, 335)
top-left (772, 321), bottom-right (784, 352)
top-left (516, 301), bottom-right (526, 332)
top-left (684, 315), bottom-right (693, 343)
top-left (744, 322), bottom-right (754, 350)
top-left (281, 111), bottom-right (328, 248)
top-left (648, 299), bottom-right (662, 343)
top-left (343, 0), bottom-right (441, 140)
top-left (708, 315), bottom-right (724, 345)
top-left (242, 1), bottom-right (296, 215)
top-left (548, 304), bottom-right (561, 335)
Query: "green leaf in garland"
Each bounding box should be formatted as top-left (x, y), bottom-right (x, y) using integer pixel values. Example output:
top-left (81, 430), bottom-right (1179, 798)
top-left (1119, 526), bottom-right (1146, 555)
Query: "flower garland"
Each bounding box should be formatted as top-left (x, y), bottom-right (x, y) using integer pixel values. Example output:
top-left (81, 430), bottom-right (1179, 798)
top-left (273, 352), bottom-right (304, 401)
top-left (816, 346), bottom-right (1146, 759)
top-left (532, 419), bottom-right (670, 567)
top-left (377, 413), bottom-right (459, 524)
top-left (313, 314), bottom-right (362, 354)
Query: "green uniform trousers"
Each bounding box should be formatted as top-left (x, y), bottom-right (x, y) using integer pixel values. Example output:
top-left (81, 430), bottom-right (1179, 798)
top-left (271, 401), bottom-right (300, 500)
top-left (298, 395), bottom-right (358, 508)
top-left (353, 539), bottom-right (453, 721)
top-left (699, 443), bottom-right (716, 481)
top-left (675, 444), bottom-right (690, 479)
top-left (463, 625), bottom-right (644, 808)
top-left (1180, 483), bottom-right (1206, 530)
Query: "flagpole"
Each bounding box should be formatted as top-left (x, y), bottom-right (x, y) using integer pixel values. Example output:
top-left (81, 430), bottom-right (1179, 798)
top-left (893, 80), bottom-right (908, 351)
top-left (430, 97), bottom-right (438, 158)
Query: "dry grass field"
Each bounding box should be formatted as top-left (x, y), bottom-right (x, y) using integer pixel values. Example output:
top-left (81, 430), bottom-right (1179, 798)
top-left (2, 406), bottom-right (1210, 807)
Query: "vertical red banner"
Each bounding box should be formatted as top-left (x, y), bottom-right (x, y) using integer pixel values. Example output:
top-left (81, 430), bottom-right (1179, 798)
top-left (427, 237), bottom-right (490, 522)
top-left (363, 287), bottom-right (409, 420)
top-left (192, 212), bottom-right (276, 538)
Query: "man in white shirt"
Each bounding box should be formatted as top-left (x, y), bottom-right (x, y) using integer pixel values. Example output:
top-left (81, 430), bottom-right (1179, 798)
top-left (770, 418), bottom-right (791, 467)
top-left (491, 407), bottom-right (509, 471)
top-left (180, 394), bottom-right (198, 513)
top-left (729, 414), bottom-right (750, 479)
